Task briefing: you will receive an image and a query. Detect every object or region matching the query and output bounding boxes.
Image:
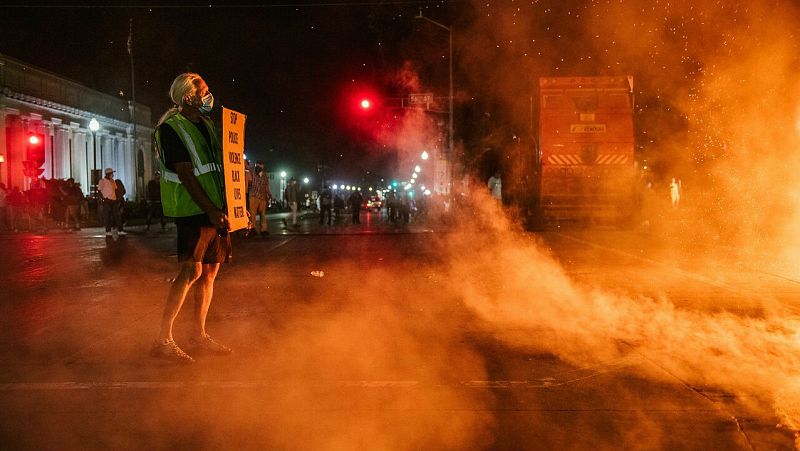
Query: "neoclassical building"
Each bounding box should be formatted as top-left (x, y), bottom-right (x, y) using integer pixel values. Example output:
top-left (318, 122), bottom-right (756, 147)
top-left (0, 52), bottom-right (153, 199)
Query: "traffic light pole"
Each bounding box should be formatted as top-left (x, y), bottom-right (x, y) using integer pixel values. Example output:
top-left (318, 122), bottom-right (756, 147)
top-left (415, 11), bottom-right (453, 159)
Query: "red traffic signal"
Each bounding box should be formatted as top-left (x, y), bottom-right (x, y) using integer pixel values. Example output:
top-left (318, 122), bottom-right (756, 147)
top-left (22, 160), bottom-right (44, 179)
top-left (26, 132), bottom-right (45, 167)
top-left (360, 99), bottom-right (371, 109)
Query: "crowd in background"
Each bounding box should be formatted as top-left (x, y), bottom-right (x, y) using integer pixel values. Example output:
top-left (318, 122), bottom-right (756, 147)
top-left (0, 177), bottom-right (88, 232)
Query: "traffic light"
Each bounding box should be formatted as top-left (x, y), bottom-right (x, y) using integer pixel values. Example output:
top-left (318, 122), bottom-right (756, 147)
top-left (22, 161), bottom-right (44, 178)
top-left (26, 133), bottom-right (45, 166)
top-left (360, 99), bottom-right (371, 110)
top-left (23, 132), bottom-right (45, 179)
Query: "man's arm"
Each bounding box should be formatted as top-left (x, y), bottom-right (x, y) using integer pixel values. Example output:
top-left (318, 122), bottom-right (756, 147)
top-left (174, 162), bottom-right (229, 228)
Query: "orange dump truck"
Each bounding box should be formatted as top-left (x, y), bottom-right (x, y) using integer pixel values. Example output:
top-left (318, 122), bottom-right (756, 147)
top-left (538, 76), bottom-right (635, 225)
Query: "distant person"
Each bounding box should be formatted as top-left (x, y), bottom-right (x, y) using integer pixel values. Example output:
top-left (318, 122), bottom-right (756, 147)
top-left (0, 183), bottom-right (7, 231)
top-left (244, 159), bottom-right (253, 210)
top-left (333, 193), bottom-right (345, 222)
top-left (60, 178), bottom-right (84, 231)
top-left (98, 168), bottom-right (124, 237)
top-left (249, 161), bottom-right (271, 236)
top-left (488, 171), bottom-right (502, 204)
top-left (115, 176), bottom-right (127, 233)
top-left (386, 190), bottom-right (398, 223)
top-left (26, 178), bottom-right (49, 232)
top-left (152, 72), bottom-right (232, 363)
top-left (284, 177), bottom-right (299, 228)
top-left (670, 177), bottom-right (681, 209)
top-left (145, 171), bottom-right (166, 231)
top-left (318, 185), bottom-right (332, 225)
top-left (348, 190), bottom-right (363, 224)
top-left (7, 186), bottom-right (24, 232)
top-left (399, 191), bottom-right (412, 224)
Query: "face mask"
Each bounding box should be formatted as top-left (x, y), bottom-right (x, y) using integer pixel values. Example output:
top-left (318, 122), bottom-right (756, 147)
top-left (199, 93), bottom-right (214, 113)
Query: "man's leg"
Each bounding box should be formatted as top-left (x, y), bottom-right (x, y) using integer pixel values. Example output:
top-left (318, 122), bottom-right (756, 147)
top-left (157, 261), bottom-right (202, 342)
top-left (260, 199), bottom-right (268, 232)
top-left (151, 261), bottom-right (202, 363)
top-left (104, 201), bottom-right (113, 232)
top-left (158, 204), bottom-right (166, 229)
top-left (190, 263), bottom-right (232, 354)
top-left (193, 263), bottom-right (220, 337)
top-left (290, 202), bottom-right (297, 225)
top-left (145, 202), bottom-right (153, 230)
top-left (248, 197), bottom-right (259, 233)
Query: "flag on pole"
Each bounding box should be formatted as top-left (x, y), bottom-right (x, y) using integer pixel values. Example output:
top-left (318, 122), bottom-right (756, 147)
top-left (127, 19), bottom-right (133, 56)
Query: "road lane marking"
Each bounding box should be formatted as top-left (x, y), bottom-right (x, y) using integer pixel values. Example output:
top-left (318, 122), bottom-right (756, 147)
top-left (554, 233), bottom-right (768, 298)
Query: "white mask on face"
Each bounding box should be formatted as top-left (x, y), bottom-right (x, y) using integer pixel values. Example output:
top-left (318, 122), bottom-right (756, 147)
top-left (199, 92), bottom-right (214, 113)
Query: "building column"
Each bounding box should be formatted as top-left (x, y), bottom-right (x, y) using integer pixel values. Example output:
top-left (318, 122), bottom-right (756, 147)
top-left (0, 108), bottom-right (7, 187)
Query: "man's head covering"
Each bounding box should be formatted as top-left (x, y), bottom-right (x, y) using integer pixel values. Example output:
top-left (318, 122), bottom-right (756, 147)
top-left (105, 168), bottom-right (114, 175)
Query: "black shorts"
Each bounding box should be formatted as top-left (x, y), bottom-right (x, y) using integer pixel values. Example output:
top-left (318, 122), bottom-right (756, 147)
top-left (175, 215), bottom-right (232, 263)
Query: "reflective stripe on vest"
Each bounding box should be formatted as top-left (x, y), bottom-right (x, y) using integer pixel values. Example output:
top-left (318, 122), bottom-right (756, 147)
top-left (161, 162), bottom-right (223, 184)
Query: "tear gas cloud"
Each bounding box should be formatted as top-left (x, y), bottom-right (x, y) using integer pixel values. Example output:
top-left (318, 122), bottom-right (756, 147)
top-left (433, 0), bottom-right (800, 444)
top-left (457, 0), bottom-right (800, 266)
top-left (367, 0), bottom-right (800, 440)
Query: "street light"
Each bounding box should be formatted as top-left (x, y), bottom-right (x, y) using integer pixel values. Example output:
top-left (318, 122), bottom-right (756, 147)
top-left (279, 171), bottom-right (287, 207)
top-left (421, 151), bottom-right (429, 160)
top-left (416, 11), bottom-right (453, 159)
top-left (89, 118), bottom-right (100, 193)
top-left (414, 165), bottom-right (421, 173)
top-left (303, 177), bottom-right (309, 184)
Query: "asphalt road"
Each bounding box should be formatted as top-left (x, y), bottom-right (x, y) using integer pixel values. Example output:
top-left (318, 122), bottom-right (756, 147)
top-left (0, 210), bottom-right (797, 450)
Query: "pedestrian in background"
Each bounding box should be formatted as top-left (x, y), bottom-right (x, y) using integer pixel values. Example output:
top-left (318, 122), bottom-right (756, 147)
top-left (670, 177), bottom-right (681, 209)
top-left (7, 186), bottom-right (24, 232)
top-left (0, 183), bottom-right (7, 231)
top-left (26, 179), bottom-right (49, 232)
top-left (318, 185), bottom-right (332, 225)
top-left (387, 190), bottom-right (398, 223)
top-left (248, 161), bottom-right (271, 236)
top-left (115, 176), bottom-right (127, 234)
top-left (152, 72), bottom-right (233, 363)
top-left (244, 159), bottom-right (253, 211)
top-left (60, 178), bottom-right (83, 231)
top-left (98, 167), bottom-right (124, 237)
top-left (488, 171), bottom-right (502, 205)
top-left (284, 177), bottom-right (299, 228)
top-left (145, 171), bottom-right (166, 231)
top-left (399, 191), bottom-right (411, 224)
top-left (348, 189), bottom-right (363, 224)
top-left (333, 192), bottom-right (345, 223)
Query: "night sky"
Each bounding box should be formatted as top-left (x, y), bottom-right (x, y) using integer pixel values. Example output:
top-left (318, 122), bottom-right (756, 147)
top-left (3, 0), bottom-right (800, 190)
top-left (0, 1), bottom-right (459, 186)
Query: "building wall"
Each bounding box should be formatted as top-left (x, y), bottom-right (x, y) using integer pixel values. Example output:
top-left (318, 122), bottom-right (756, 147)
top-left (0, 53), bottom-right (153, 199)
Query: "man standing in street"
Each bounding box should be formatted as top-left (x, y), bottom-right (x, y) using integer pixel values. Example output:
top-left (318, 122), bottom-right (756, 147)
top-left (60, 178), bottom-right (84, 231)
top-left (248, 161), bottom-right (271, 236)
top-left (151, 72), bottom-right (233, 364)
top-left (284, 177), bottom-right (299, 229)
top-left (98, 168), bottom-right (124, 237)
top-left (488, 171), bottom-right (502, 205)
top-left (0, 183), bottom-right (7, 231)
top-left (318, 184), bottom-right (332, 226)
top-left (145, 171), bottom-right (166, 232)
top-left (348, 189), bottom-right (363, 224)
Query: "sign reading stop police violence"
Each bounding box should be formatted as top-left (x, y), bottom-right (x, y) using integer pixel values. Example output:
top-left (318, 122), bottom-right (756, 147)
top-left (222, 107), bottom-right (248, 232)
